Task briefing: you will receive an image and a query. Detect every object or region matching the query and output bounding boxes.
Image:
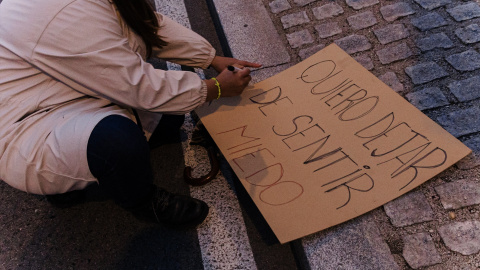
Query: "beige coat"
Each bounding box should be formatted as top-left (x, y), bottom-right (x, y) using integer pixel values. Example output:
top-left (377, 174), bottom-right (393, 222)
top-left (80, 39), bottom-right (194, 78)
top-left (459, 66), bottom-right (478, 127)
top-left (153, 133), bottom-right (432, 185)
top-left (0, 0), bottom-right (215, 194)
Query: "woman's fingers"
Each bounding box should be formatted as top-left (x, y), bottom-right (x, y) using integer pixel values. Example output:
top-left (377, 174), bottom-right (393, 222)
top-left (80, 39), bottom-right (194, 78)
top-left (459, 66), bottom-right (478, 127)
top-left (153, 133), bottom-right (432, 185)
top-left (210, 56), bottom-right (262, 72)
top-left (237, 67), bottom-right (251, 77)
top-left (237, 60), bottom-right (262, 68)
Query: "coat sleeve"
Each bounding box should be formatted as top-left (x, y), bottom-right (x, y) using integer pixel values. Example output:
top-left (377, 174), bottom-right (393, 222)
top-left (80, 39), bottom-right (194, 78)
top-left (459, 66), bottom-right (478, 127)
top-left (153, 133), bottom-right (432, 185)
top-left (29, 1), bottom-right (208, 114)
top-left (152, 13), bottom-right (216, 69)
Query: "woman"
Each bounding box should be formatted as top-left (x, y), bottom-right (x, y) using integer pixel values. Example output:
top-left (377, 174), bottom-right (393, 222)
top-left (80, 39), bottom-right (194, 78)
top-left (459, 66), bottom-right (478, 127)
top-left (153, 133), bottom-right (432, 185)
top-left (0, 0), bottom-right (261, 227)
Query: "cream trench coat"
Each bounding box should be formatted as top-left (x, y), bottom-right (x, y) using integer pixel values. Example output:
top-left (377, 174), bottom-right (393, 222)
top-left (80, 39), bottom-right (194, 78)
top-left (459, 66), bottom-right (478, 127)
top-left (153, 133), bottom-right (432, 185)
top-left (0, 0), bottom-right (216, 194)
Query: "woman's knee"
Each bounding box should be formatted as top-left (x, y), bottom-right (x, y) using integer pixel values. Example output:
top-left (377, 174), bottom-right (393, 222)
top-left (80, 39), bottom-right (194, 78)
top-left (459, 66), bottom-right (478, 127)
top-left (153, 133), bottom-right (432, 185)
top-left (87, 115), bottom-right (149, 178)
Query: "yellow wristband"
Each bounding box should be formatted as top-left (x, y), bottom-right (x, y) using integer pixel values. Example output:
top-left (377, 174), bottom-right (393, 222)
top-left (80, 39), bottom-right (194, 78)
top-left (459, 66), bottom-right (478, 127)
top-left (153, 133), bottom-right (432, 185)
top-left (212, 77), bottom-right (221, 99)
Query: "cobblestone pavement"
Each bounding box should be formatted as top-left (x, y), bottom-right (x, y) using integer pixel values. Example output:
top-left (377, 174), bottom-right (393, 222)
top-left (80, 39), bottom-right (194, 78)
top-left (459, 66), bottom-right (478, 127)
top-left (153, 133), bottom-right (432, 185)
top-left (260, 0), bottom-right (480, 268)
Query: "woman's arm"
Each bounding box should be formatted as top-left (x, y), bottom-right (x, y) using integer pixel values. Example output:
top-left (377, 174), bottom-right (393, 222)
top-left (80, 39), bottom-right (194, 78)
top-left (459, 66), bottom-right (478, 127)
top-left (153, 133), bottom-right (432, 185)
top-left (31, 2), bottom-right (209, 114)
top-left (151, 14), bottom-right (216, 69)
top-left (152, 14), bottom-right (262, 72)
top-left (151, 14), bottom-right (262, 101)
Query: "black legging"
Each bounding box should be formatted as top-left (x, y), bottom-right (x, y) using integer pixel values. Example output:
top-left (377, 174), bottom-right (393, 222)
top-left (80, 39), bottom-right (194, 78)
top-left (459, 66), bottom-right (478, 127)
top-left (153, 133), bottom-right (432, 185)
top-left (87, 115), bottom-right (154, 210)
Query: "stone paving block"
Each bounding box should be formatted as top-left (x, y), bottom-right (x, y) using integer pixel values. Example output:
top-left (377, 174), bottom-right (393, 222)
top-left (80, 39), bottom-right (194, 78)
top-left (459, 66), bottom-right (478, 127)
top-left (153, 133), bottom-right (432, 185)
top-left (457, 136), bottom-right (480, 170)
top-left (413, 0), bottom-right (452, 10)
top-left (448, 75), bottom-right (480, 102)
top-left (446, 2), bottom-right (480, 22)
top-left (402, 233), bottom-right (442, 269)
top-left (312, 3), bottom-right (344, 20)
top-left (380, 2), bottom-right (415, 22)
top-left (281, 11), bottom-right (309, 29)
top-left (455, 24), bottom-right (480, 44)
top-left (438, 220), bottom-right (480, 255)
top-left (384, 191), bottom-right (435, 227)
top-left (405, 62), bottom-right (448, 85)
top-left (347, 11), bottom-right (378, 30)
top-left (446, 49), bottom-right (480, 71)
top-left (379, 72), bottom-right (404, 93)
top-left (374, 24), bottom-right (409, 45)
top-left (411, 12), bottom-right (448, 31)
top-left (212, 0), bottom-right (290, 67)
top-left (354, 54), bottom-right (374, 70)
top-left (286, 29), bottom-right (314, 48)
top-left (416, 32), bottom-right (454, 52)
top-left (376, 42), bottom-right (413, 64)
top-left (434, 179), bottom-right (480, 210)
top-left (405, 87), bottom-right (449, 110)
top-left (436, 106), bottom-right (480, 137)
top-left (302, 214), bottom-right (400, 270)
top-left (346, 0), bottom-right (379, 10)
top-left (315, 22), bottom-right (342, 38)
top-left (269, 0), bottom-right (291, 14)
top-left (299, 44), bottom-right (326, 60)
top-left (334, 34), bottom-right (372, 54)
top-left (293, 0), bottom-right (315, 6)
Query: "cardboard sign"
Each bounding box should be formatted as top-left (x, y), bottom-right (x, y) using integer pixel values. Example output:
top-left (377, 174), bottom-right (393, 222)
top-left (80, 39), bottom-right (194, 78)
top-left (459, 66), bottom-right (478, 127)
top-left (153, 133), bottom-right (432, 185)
top-left (196, 44), bottom-right (471, 243)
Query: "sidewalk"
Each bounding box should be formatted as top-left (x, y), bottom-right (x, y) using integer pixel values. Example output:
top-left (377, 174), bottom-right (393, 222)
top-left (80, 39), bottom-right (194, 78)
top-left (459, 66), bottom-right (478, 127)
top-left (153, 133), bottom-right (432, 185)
top-left (209, 0), bottom-right (480, 269)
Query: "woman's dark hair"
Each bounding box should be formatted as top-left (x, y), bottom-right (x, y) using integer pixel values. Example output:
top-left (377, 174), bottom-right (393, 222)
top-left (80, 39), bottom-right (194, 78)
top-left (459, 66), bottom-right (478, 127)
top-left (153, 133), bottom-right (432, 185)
top-left (113, 0), bottom-right (168, 58)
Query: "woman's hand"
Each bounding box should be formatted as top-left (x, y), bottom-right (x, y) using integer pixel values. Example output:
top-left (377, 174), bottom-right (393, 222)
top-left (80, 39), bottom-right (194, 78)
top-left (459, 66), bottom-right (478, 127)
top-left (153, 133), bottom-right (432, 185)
top-left (204, 66), bottom-right (253, 101)
top-left (209, 56), bottom-right (262, 72)
top-left (204, 56), bottom-right (262, 101)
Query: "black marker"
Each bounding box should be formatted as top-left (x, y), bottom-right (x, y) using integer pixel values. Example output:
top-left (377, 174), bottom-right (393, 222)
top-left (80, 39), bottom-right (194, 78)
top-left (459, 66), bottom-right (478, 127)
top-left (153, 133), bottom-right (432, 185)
top-left (227, 65), bottom-right (242, 72)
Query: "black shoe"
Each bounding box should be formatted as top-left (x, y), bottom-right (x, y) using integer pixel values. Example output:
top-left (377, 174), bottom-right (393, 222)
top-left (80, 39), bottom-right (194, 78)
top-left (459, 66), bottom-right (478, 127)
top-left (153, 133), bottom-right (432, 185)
top-left (140, 187), bottom-right (209, 228)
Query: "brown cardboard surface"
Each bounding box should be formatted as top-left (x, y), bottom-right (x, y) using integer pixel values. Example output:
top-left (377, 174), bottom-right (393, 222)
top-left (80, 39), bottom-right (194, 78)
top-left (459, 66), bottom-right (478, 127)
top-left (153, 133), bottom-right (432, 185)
top-left (195, 44), bottom-right (471, 244)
